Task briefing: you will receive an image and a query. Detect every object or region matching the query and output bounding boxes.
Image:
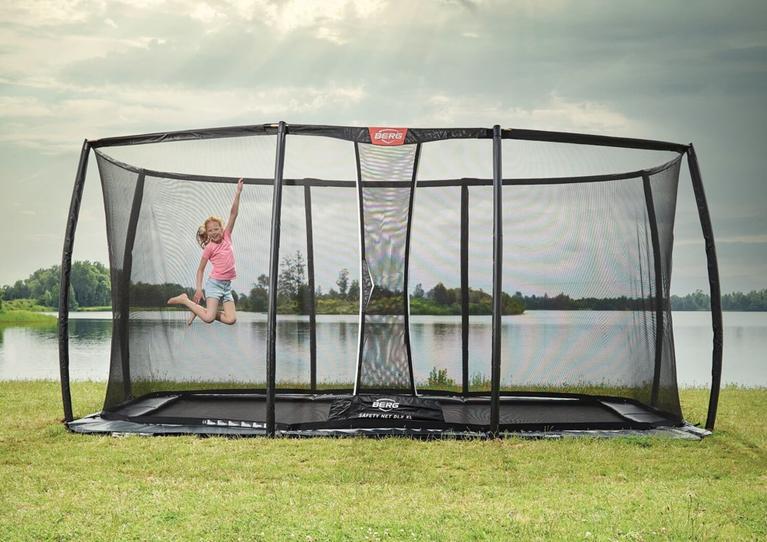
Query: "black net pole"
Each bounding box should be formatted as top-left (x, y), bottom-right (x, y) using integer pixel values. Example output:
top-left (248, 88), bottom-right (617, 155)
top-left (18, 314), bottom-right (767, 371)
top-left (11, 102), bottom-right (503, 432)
top-left (58, 139), bottom-right (90, 423)
top-left (502, 128), bottom-right (688, 153)
top-left (353, 142), bottom-right (366, 395)
top-left (461, 185), bottom-right (470, 396)
top-left (403, 144), bottom-right (421, 396)
top-left (687, 145), bottom-right (723, 431)
top-left (304, 185), bottom-right (317, 392)
top-left (490, 125), bottom-right (503, 434)
top-left (642, 174), bottom-right (665, 407)
top-left (117, 172), bottom-right (145, 400)
top-left (266, 122), bottom-right (287, 436)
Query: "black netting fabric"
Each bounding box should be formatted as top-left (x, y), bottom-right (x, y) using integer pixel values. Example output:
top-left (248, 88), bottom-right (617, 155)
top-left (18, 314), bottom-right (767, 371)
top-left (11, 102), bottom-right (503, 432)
top-left (89, 126), bottom-right (686, 424)
top-left (356, 143), bottom-right (418, 391)
top-left (96, 136), bottom-right (276, 409)
top-left (495, 143), bottom-right (681, 417)
top-left (649, 161), bottom-right (682, 414)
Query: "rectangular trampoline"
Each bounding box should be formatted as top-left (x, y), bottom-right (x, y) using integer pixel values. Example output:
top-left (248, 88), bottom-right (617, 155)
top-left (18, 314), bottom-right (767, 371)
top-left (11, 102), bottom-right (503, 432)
top-left (59, 123), bottom-right (723, 438)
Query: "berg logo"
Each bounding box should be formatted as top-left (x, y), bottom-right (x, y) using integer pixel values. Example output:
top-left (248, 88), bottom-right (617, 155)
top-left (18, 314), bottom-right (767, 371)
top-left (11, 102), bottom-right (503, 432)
top-left (368, 127), bottom-right (408, 146)
top-left (372, 398), bottom-right (400, 412)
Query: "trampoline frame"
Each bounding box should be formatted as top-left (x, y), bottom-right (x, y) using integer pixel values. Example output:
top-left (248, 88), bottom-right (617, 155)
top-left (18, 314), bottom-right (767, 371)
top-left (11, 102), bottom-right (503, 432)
top-left (59, 123), bottom-right (723, 436)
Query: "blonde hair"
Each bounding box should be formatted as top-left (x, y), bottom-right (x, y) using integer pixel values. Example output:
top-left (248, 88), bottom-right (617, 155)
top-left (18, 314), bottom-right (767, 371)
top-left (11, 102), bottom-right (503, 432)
top-left (196, 216), bottom-right (224, 248)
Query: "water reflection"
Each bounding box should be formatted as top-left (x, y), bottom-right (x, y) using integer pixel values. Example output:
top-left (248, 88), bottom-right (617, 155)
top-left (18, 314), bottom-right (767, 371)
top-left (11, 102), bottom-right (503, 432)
top-left (70, 319), bottom-right (112, 342)
top-left (0, 311), bottom-right (764, 387)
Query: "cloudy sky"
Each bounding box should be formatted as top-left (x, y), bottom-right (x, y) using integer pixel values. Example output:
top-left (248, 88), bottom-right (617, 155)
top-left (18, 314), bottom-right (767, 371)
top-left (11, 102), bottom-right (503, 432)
top-left (1, 0), bottom-right (765, 294)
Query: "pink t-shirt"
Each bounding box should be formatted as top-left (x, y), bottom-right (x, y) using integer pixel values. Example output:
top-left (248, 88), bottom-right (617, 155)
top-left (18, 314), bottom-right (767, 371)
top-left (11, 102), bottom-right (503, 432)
top-left (202, 229), bottom-right (236, 280)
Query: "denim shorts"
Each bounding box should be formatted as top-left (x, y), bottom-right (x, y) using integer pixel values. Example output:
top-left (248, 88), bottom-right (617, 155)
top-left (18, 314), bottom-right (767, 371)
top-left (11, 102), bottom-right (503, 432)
top-left (205, 278), bottom-right (234, 303)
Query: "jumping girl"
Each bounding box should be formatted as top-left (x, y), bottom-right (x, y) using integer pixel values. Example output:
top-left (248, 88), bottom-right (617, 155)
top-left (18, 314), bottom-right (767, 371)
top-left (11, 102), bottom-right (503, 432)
top-left (167, 178), bottom-right (244, 325)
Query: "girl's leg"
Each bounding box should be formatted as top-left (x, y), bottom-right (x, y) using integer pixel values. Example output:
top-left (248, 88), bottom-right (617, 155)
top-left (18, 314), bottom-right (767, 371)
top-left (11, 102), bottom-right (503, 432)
top-left (167, 293), bottom-right (220, 323)
top-left (218, 300), bottom-right (237, 325)
top-left (187, 295), bottom-right (208, 325)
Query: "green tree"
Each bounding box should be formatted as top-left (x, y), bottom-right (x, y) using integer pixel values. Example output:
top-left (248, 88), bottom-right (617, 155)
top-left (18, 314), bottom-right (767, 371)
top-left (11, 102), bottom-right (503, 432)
top-left (3, 280), bottom-right (30, 300)
top-left (243, 274), bottom-right (269, 312)
top-left (336, 268), bottom-right (349, 298)
top-left (347, 279), bottom-right (359, 302)
top-left (428, 282), bottom-right (452, 306)
top-left (413, 283), bottom-right (425, 299)
top-left (278, 251), bottom-right (306, 304)
top-left (70, 261), bottom-right (111, 307)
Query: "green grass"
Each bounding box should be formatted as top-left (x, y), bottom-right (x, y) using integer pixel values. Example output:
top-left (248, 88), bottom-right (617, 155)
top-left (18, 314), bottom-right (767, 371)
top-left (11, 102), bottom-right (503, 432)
top-left (0, 309), bottom-right (56, 324)
top-left (0, 383), bottom-right (765, 540)
top-left (0, 299), bottom-right (57, 324)
top-left (1, 299), bottom-right (54, 312)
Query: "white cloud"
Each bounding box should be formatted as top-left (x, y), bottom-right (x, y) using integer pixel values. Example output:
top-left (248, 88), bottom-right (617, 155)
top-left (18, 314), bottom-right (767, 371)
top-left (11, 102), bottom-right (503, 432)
top-left (248, 0), bottom-right (384, 40)
top-left (519, 94), bottom-right (633, 132)
top-left (190, 2), bottom-right (226, 24)
top-left (0, 96), bottom-right (52, 118)
top-left (0, 26), bottom-right (168, 82)
top-left (425, 93), bottom-right (634, 133)
top-left (0, 0), bottom-right (101, 26)
top-left (315, 26), bottom-right (348, 45)
top-left (0, 83), bottom-right (366, 152)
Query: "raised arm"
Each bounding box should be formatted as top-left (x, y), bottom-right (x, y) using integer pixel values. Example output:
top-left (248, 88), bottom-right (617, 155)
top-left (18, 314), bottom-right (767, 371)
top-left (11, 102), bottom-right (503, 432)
top-left (226, 178), bottom-right (244, 234)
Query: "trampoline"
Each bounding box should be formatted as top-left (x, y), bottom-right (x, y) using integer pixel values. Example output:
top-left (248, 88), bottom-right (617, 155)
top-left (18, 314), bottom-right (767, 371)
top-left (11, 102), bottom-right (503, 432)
top-left (59, 123), bottom-right (722, 438)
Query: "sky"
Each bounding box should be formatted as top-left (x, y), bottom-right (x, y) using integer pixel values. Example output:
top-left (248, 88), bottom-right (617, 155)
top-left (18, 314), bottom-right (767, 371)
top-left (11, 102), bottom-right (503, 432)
top-left (1, 0), bottom-right (765, 295)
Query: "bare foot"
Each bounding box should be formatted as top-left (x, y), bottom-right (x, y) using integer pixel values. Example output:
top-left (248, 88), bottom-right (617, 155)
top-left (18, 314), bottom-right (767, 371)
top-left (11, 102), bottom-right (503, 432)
top-left (187, 312), bottom-right (197, 325)
top-left (167, 293), bottom-right (189, 305)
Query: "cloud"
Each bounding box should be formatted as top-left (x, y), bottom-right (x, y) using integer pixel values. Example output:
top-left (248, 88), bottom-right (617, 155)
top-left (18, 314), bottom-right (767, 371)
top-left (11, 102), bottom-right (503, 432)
top-left (189, 2), bottom-right (226, 24)
top-left (315, 26), bottom-right (348, 45)
top-left (0, 0), bottom-right (99, 26)
top-left (424, 93), bottom-right (635, 133)
top-left (0, 83), bottom-right (366, 152)
top-left (0, 96), bottom-right (52, 118)
top-left (251, 0), bottom-right (384, 33)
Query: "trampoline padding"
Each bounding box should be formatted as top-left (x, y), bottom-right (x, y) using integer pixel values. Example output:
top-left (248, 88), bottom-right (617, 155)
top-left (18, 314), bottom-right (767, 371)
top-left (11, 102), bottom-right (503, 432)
top-left (441, 401), bottom-right (626, 425)
top-left (110, 393), bottom-right (657, 428)
top-left (151, 396), bottom-right (332, 424)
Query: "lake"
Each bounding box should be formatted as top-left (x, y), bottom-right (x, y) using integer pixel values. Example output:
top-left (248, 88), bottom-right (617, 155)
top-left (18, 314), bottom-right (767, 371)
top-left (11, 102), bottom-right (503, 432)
top-left (0, 311), bottom-right (764, 388)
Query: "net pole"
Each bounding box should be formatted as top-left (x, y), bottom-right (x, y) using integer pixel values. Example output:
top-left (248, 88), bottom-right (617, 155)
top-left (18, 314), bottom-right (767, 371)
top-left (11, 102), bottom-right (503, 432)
top-left (353, 142), bottom-right (365, 395)
top-left (461, 185), bottom-right (470, 396)
top-left (642, 174), bottom-right (665, 407)
top-left (118, 172), bottom-right (146, 401)
top-left (490, 125), bottom-right (503, 434)
top-left (304, 185), bottom-right (317, 392)
top-left (403, 144), bottom-right (421, 396)
top-left (687, 145), bottom-right (723, 431)
top-left (58, 139), bottom-right (90, 423)
top-left (266, 122), bottom-right (287, 436)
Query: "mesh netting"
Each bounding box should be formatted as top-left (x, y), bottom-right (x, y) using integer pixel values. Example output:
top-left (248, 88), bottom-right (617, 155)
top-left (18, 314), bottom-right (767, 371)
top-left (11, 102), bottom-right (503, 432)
top-left (357, 143), bottom-right (418, 391)
top-left (93, 128), bottom-right (683, 420)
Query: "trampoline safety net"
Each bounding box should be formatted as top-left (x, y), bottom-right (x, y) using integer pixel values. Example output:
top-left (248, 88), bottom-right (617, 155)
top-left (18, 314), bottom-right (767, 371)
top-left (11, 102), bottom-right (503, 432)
top-left (60, 123), bottom-right (719, 438)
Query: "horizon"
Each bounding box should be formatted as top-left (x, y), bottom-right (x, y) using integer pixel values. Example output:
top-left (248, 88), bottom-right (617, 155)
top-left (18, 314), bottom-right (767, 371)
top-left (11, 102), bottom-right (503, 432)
top-left (2, 257), bottom-right (763, 299)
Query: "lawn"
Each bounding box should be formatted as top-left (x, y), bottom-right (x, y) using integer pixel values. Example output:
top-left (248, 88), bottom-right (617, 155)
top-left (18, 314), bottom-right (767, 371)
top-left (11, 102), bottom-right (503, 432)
top-left (0, 382), bottom-right (765, 541)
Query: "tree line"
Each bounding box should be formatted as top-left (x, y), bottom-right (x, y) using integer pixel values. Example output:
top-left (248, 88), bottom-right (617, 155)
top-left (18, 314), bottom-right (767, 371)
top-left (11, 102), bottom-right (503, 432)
top-left (671, 289), bottom-right (767, 311)
top-left (1, 261), bottom-right (110, 310)
top-left (3, 259), bottom-right (766, 312)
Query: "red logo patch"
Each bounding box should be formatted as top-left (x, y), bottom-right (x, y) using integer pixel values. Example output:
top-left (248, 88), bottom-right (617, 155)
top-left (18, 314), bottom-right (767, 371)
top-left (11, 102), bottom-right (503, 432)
top-left (368, 127), bottom-right (408, 146)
